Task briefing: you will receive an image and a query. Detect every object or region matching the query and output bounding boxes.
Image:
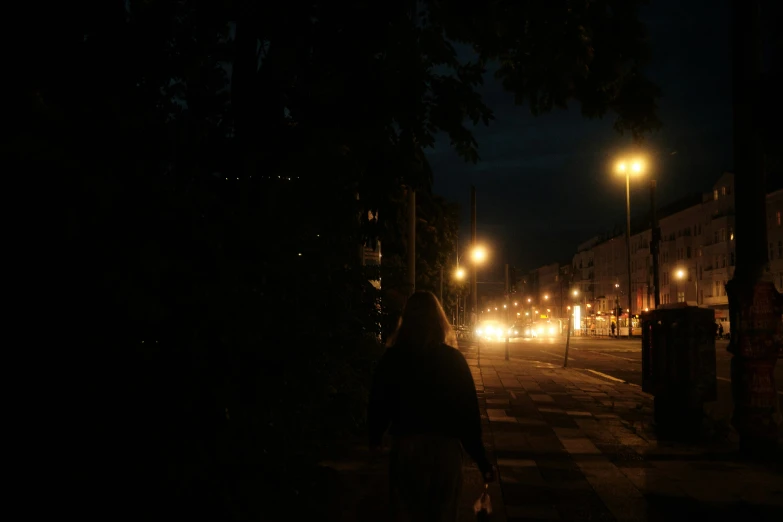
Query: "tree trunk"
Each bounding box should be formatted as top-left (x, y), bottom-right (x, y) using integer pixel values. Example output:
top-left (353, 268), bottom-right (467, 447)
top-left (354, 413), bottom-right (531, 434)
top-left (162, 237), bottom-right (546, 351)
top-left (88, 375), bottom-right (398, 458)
top-left (727, 0), bottom-right (782, 453)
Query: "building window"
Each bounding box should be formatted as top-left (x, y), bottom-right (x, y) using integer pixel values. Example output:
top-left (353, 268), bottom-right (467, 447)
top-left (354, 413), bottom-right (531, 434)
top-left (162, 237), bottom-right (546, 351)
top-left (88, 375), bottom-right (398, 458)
top-left (779, 241), bottom-right (782, 259)
top-left (688, 269), bottom-right (693, 282)
top-left (687, 246), bottom-right (691, 258)
top-left (714, 189), bottom-right (719, 201)
top-left (771, 243), bottom-right (775, 262)
top-left (714, 231), bottom-right (719, 243)
top-left (730, 252), bottom-right (735, 266)
top-left (777, 211), bottom-right (781, 226)
top-left (721, 186), bottom-right (727, 196)
top-left (677, 291), bottom-right (685, 303)
top-left (720, 228), bottom-right (726, 242)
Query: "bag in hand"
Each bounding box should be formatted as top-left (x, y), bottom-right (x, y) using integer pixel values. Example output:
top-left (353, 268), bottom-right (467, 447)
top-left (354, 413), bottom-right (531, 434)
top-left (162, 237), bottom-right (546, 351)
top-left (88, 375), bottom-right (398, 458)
top-left (473, 484), bottom-right (492, 520)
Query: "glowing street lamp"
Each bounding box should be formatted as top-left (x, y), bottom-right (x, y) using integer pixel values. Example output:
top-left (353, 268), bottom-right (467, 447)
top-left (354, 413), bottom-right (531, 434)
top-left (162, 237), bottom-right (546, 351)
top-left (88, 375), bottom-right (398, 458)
top-left (615, 155), bottom-right (645, 336)
top-left (454, 268), bottom-right (466, 280)
top-left (471, 246), bottom-right (488, 263)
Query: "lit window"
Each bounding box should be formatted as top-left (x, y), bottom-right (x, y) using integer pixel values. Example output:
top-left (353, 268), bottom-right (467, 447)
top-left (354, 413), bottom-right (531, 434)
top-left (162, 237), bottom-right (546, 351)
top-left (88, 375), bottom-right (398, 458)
top-left (721, 186), bottom-right (727, 196)
top-left (778, 211), bottom-right (781, 226)
top-left (714, 189), bottom-right (719, 200)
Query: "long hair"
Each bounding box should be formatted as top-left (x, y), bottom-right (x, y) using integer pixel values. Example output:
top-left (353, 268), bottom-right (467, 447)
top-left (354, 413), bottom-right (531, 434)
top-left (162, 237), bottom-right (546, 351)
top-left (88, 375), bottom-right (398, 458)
top-left (387, 291), bottom-right (457, 349)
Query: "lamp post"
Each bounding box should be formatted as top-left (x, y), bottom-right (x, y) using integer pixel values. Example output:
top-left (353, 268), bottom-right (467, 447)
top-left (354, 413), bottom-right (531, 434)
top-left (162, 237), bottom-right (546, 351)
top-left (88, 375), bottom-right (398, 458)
top-left (454, 267), bottom-right (466, 325)
top-left (675, 268), bottom-right (685, 303)
top-left (572, 289), bottom-right (580, 333)
top-left (454, 247), bottom-right (487, 326)
top-left (616, 158), bottom-right (645, 337)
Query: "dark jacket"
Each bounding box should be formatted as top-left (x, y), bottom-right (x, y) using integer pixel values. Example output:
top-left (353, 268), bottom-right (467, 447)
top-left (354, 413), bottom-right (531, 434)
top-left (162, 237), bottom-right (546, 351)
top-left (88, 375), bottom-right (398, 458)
top-left (367, 342), bottom-right (490, 473)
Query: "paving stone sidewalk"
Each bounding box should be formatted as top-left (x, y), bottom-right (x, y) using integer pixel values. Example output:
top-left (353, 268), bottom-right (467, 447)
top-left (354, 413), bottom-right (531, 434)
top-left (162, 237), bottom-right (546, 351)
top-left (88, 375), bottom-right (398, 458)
top-left (464, 343), bottom-right (783, 522)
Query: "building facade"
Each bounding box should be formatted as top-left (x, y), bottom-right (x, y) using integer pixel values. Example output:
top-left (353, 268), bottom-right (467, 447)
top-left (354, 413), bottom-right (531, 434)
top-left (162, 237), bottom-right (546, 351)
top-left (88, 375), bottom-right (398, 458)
top-left (528, 173), bottom-right (781, 334)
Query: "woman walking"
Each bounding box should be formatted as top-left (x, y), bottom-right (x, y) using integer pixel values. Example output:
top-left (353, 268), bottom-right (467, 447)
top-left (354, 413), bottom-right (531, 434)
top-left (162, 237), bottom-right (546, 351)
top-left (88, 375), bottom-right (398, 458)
top-left (368, 291), bottom-right (494, 521)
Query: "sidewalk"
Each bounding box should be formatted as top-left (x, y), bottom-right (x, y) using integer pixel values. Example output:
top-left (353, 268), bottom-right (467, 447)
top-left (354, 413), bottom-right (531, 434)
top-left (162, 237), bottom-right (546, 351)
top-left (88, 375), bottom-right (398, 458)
top-left (316, 342), bottom-right (782, 521)
top-left (464, 342), bottom-right (783, 522)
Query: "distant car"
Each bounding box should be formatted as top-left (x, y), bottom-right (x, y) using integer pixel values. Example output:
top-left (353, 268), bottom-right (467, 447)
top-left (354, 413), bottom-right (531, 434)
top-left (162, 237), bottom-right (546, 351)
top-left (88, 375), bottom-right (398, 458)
top-left (475, 320), bottom-right (507, 341)
top-left (531, 321), bottom-right (560, 338)
top-left (506, 323), bottom-right (523, 338)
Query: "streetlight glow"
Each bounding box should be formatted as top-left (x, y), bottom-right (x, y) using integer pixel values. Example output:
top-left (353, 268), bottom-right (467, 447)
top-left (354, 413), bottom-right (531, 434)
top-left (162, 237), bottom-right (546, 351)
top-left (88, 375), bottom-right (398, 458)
top-left (616, 159), bottom-right (645, 176)
top-left (454, 268), bottom-right (466, 280)
top-left (676, 269), bottom-right (685, 280)
top-left (544, 294), bottom-right (549, 300)
top-left (471, 246), bottom-right (488, 263)
top-left (573, 290), bottom-right (579, 296)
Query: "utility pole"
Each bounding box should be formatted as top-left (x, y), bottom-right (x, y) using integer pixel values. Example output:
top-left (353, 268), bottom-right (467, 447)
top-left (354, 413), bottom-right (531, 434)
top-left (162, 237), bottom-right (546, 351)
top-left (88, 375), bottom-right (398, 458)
top-left (505, 264), bottom-right (510, 361)
top-left (455, 237), bottom-right (459, 325)
top-left (407, 187), bottom-right (416, 296)
top-left (650, 180), bottom-right (661, 308)
top-left (625, 173), bottom-right (633, 337)
top-left (726, 0), bottom-right (781, 453)
top-left (470, 186), bottom-right (477, 326)
top-left (563, 313), bottom-right (572, 367)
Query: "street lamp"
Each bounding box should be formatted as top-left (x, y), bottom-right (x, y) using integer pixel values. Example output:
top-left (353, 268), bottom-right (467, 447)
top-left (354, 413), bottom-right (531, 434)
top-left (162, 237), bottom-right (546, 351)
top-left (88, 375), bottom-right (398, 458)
top-left (616, 156), bottom-right (645, 337)
top-left (456, 245), bottom-right (488, 327)
top-left (471, 246), bottom-right (487, 263)
top-left (675, 268), bottom-right (686, 303)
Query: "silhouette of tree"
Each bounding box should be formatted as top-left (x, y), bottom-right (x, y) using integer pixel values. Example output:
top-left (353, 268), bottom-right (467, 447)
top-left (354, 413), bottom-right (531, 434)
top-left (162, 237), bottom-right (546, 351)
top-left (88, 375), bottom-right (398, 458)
top-left (19, 1), bottom-right (662, 519)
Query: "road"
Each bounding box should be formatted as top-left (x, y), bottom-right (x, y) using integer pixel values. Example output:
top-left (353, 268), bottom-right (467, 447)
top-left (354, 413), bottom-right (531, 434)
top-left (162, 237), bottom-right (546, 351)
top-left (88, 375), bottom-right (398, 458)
top-left (469, 336), bottom-right (783, 423)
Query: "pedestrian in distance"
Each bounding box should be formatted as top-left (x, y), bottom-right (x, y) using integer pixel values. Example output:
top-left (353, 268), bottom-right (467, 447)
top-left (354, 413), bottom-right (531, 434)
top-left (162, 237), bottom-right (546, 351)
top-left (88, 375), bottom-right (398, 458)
top-left (368, 291), bottom-right (494, 522)
top-left (611, 322), bottom-right (616, 338)
top-left (718, 322), bottom-right (724, 339)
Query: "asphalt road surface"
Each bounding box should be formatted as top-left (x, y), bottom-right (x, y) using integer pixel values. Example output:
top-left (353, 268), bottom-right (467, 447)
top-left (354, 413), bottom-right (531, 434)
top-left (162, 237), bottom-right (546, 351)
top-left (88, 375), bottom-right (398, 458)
top-left (469, 336), bottom-right (783, 423)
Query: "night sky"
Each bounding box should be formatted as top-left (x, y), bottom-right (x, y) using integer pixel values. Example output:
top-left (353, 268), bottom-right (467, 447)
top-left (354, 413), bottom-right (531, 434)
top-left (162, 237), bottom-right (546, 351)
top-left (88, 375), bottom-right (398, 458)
top-left (429, 0), bottom-right (733, 274)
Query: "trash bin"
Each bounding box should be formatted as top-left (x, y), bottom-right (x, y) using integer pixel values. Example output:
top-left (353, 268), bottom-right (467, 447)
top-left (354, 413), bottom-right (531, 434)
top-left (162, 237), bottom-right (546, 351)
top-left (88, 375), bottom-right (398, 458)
top-left (641, 304), bottom-right (717, 431)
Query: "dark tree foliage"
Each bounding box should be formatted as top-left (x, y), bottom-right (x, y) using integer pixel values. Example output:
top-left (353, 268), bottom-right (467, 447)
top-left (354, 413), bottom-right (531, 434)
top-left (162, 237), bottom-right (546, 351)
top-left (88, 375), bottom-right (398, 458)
top-left (14, 1), bottom-right (660, 519)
